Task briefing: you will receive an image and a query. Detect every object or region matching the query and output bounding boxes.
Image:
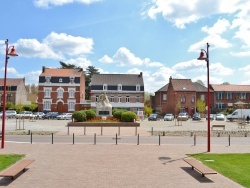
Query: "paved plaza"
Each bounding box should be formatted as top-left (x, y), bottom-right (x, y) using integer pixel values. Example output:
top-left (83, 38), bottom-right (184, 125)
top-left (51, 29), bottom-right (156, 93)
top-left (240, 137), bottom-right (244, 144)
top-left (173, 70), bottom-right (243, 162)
top-left (0, 119), bottom-right (249, 187)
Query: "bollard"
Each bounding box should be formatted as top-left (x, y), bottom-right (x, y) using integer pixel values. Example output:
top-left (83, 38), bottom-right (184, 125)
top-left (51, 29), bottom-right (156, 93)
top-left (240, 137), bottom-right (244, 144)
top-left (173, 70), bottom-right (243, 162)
top-left (218, 132), bottom-right (220, 137)
top-left (159, 135), bottom-right (161, 146)
top-left (118, 127), bottom-right (120, 136)
top-left (228, 135), bottom-right (230, 146)
top-left (116, 133), bottom-right (118, 145)
top-left (163, 132), bottom-right (165, 136)
top-left (101, 127), bottom-right (103, 136)
top-left (31, 132), bottom-right (33, 144)
top-left (135, 127), bottom-right (137, 136)
top-left (73, 133), bottom-right (75, 145)
top-left (137, 134), bottom-right (139, 145)
top-left (245, 132), bottom-right (247, 137)
top-left (84, 127), bottom-right (86, 135)
top-left (194, 135), bottom-right (196, 146)
top-left (94, 133), bottom-right (96, 145)
top-left (27, 130), bottom-right (30, 135)
top-left (151, 127), bottom-right (153, 136)
top-left (190, 132), bottom-right (193, 137)
top-left (52, 133), bottom-right (53, 144)
top-left (67, 124), bottom-right (69, 135)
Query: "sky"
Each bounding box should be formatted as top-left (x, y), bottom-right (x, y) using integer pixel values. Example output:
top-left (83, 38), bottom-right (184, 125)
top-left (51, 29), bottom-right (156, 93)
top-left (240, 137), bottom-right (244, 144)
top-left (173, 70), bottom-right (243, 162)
top-left (1, 0), bottom-right (250, 94)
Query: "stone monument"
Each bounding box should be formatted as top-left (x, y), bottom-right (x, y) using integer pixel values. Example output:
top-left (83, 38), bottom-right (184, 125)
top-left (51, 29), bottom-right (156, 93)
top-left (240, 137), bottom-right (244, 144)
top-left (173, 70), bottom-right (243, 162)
top-left (96, 93), bottom-right (112, 117)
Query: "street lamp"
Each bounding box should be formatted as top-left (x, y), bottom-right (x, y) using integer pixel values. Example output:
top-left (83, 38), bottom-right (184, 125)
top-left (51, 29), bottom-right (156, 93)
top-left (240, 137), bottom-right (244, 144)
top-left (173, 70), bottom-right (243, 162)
top-left (1, 39), bottom-right (18, 149)
top-left (197, 43), bottom-right (210, 152)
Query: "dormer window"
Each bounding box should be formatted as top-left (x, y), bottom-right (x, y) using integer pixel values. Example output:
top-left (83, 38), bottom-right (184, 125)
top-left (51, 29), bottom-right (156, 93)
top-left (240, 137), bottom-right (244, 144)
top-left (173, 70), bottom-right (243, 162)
top-left (59, 78), bottom-right (63, 83)
top-left (118, 84), bottom-right (122, 91)
top-left (70, 76), bottom-right (75, 84)
top-left (103, 84), bottom-right (107, 91)
top-left (45, 76), bottom-right (51, 84)
top-left (136, 84), bottom-right (140, 91)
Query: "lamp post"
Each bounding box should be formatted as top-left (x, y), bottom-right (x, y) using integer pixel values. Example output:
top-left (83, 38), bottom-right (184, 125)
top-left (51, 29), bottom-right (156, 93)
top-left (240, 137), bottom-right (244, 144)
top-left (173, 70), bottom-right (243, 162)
top-left (1, 39), bottom-right (18, 149)
top-left (197, 43), bottom-right (210, 152)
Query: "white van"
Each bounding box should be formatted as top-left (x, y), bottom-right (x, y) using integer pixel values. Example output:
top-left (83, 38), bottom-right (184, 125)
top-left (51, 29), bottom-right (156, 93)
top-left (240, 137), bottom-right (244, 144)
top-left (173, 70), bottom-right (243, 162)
top-left (226, 109), bottom-right (250, 121)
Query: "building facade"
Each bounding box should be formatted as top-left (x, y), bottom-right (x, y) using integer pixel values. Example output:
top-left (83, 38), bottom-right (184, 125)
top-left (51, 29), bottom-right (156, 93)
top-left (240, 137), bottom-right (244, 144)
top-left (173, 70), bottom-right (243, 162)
top-left (37, 67), bottom-right (85, 113)
top-left (90, 73), bottom-right (144, 112)
top-left (0, 78), bottom-right (27, 107)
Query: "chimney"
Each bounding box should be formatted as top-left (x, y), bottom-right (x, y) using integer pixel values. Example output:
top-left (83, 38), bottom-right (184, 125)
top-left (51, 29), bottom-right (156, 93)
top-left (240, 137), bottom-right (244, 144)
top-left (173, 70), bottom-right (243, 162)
top-left (169, 76), bottom-right (172, 83)
top-left (139, 72), bottom-right (143, 77)
top-left (42, 66), bottom-right (45, 73)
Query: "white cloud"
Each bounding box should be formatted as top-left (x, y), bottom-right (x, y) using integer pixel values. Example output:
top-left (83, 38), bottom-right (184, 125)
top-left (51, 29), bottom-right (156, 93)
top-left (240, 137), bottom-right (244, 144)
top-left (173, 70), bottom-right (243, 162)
top-left (99, 55), bottom-right (114, 64)
top-left (188, 34), bottom-right (232, 52)
top-left (0, 67), bottom-right (19, 75)
top-left (202, 19), bottom-right (230, 35)
top-left (12, 32), bottom-right (93, 60)
top-left (210, 63), bottom-right (234, 76)
top-left (34, 0), bottom-right (101, 8)
top-left (65, 57), bottom-right (92, 69)
top-left (231, 51), bottom-right (250, 57)
top-left (145, 0), bottom-right (241, 29)
top-left (24, 70), bottom-right (42, 85)
top-left (172, 59), bottom-right (205, 71)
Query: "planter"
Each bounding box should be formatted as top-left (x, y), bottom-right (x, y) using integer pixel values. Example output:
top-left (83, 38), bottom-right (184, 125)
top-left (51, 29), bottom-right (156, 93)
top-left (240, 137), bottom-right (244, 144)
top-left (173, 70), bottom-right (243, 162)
top-left (68, 122), bottom-right (140, 127)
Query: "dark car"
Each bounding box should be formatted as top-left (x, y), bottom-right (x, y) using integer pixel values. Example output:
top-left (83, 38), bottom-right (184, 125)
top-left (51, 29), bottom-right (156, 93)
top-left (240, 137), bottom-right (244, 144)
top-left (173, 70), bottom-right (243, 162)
top-left (192, 113), bottom-right (201, 121)
top-left (43, 112), bottom-right (59, 119)
top-left (148, 114), bottom-right (161, 121)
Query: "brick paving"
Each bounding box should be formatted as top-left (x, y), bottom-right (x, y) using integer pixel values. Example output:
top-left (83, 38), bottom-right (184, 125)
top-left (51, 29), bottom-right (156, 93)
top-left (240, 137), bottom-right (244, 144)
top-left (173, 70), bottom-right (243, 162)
top-left (0, 119), bottom-right (249, 187)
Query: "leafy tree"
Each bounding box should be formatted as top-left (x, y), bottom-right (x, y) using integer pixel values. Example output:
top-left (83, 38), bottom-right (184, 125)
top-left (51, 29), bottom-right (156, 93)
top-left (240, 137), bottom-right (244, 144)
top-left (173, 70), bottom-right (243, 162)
top-left (59, 61), bottom-right (81, 69)
top-left (197, 79), bottom-right (204, 86)
top-left (85, 66), bottom-right (100, 100)
top-left (144, 92), bottom-right (153, 103)
top-left (144, 106), bottom-right (152, 117)
top-left (175, 101), bottom-right (181, 115)
top-left (222, 82), bottom-right (230, 85)
top-left (6, 102), bottom-right (15, 110)
top-left (196, 97), bottom-right (206, 114)
top-left (30, 84), bottom-right (38, 94)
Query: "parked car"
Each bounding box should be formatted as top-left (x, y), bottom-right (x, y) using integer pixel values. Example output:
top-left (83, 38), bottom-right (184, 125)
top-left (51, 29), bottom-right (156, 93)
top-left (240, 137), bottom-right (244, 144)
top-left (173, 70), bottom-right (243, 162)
top-left (164, 114), bottom-right (174, 121)
top-left (215, 114), bottom-right (225, 121)
top-left (57, 113), bottom-right (72, 120)
top-left (192, 113), bottom-right (201, 121)
top-left (205, 114), bottom-right (215, 120)
top-left (33, 112), bottom-right (45, 119)
top-left (148, 114), bottom-right (161, 121)
top-left (15, 111), bottom-right (33, 119)
top-left (177, 112), bottom-right (188, 121)
top-left (43, 112), bottom-right (59, 119)
top-left (0, 110), bottom-right (17, 118)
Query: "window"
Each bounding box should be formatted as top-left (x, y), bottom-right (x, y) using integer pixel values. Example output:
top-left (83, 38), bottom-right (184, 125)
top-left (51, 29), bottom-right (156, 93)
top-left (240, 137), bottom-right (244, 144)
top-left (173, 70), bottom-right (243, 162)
top-left (110, 96), bottom-right (114, 102)
top-left (241, 92), bottom-right (246, 100)
top-left (103, 84), bottom-right (107, 91)
top-left (59, 78), bottom-right (63, 83)
top-left (68, 101), bottom-right (75, 111)
top-left (69, 89), bottom-right (75, 98)
top-left (180, 96), bottom-right (186, 103)
top-left (136, 96), bottom-right (140, 102)
top-left (226, 92), bottom-right (232, 100)
top-left (43, 101), bottom-right (51, 110)
top-left (118, 84), bottom-right (122, 91)
top-left (44, 88), bottom-right (51, 98)
top-left (216, 103), bottom-right (224, 109)
top-left (136, 85), bottom-right (140, 91)
top-left (163, 94), bottom-right (167, 101)
top-left (96, 95), bottom-right (99, 102)
top-left (126, 96), bottom-right (130, 102)
top-left (70, 77), bottom-right (75, 84)
top-left (217, 92), bottom-right (223, 100)
top-left (201, 94), bottom-right (205, 101)
top-left (118, 96), bottom-right (122, 102)
top-left (45, 76), bottom-right (51, 84)
top-left (191, 96), bottom-right (195, 103)
top-left (57, 88), bottom-right (64, 98)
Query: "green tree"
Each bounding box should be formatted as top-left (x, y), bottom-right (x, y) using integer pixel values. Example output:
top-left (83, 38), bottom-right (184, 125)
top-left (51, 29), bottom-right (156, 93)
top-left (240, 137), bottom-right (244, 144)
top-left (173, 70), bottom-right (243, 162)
top-left (30, 84), bottom-right (38, 94)
top-left (197, 79), bottom-right (204, 86)
top-left (85, 66), bottom-right (100, 100)
top-left (196, 98), bottom-right (206, 114)
top-left (175, 101), bottom-right (181, 115)
top-left (222, 82), bottom-right (230, 85)
top-left (144, 106), bottom-right (152, 117)
top-left (59, 61), bottom-right (81, 69)
top-left (144, 92), bottom-right (153, 103)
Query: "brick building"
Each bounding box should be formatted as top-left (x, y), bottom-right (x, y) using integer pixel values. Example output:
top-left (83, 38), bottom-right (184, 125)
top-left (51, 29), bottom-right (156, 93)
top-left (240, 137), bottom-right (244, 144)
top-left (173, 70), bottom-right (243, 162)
top-left (37, 67), bottom-right (85, 113)
top-left (90, 73), bottom-right (144, 112)
top-left (0, 78), bottom-right (27, 107)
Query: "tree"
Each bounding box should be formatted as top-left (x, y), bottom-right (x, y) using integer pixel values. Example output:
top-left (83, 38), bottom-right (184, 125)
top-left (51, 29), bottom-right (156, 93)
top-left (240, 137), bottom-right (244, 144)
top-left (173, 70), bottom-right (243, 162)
top-left (197, 79), bottom-right (204, 86)
top-left (85, 66), bottom-right (100, 100)
top-left (144, 106), bottom-right (153, 117)
top-left (59, 61), bottom-right (80, 69)
top-left (175, 101), bottom-right (181, 116)
top-left (144, 92), bottom-right (153, 103)
top-left (196, 97), bottom-right (206, 114)
top-left (25, 84), bottom-right (38, 94)
top-left (222, 82), bottom-right (230, 85)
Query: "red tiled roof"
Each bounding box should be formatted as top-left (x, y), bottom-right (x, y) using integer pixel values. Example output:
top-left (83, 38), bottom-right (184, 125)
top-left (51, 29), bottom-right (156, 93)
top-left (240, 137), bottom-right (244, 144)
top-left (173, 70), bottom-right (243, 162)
top-left (0, 78), bottom-right (24, 86)
top-left (40, 68), bottom-right (83, 77)
top-left (210, 84), bottom-right (250, 92)
top-left (171, 79), bottom-right (196, 91)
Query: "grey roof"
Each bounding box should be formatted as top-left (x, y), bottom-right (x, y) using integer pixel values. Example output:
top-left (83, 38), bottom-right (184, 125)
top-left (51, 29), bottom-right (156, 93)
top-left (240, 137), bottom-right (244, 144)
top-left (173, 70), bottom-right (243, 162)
top-left (91, 73), bottom-right (144, 85)
top-left (193, 82), bottom-right (208, 92)
top-left (156, 84), bottom-right (168, 92)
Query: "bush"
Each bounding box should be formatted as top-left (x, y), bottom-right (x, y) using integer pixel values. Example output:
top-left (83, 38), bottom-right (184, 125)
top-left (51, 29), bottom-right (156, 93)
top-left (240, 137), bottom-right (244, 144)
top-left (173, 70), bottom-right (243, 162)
top-left (72, 111), bottom-right (86, 122)
top-left (113, 110), bottom-right (127, 121)
top-left (83, 110), bottom-right (96, 120)
top-left (121, 111), bottom-right (137, 122)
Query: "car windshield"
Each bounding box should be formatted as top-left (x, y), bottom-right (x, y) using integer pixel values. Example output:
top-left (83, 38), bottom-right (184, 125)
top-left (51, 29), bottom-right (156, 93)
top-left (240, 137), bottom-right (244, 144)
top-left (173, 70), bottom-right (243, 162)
top-left (165, 114), bottom-right (172, 116)
top-left (179, 113), bottom-right (186, 116)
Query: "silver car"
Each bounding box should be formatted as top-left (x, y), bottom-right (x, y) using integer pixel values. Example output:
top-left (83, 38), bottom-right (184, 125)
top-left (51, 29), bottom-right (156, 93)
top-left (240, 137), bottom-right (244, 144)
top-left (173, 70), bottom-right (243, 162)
top-left (164, 114), bottom-right (174, 121)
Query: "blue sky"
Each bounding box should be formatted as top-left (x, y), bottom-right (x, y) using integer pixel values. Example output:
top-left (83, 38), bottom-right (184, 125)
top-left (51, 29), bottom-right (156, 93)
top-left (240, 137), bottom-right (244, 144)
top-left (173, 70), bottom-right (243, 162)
top-left (1, 0), bottom-right (250, 93)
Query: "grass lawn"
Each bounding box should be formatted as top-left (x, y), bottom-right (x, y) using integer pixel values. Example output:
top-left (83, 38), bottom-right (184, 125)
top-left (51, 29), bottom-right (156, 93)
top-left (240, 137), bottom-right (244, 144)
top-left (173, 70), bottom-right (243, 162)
top-left (189, 153), bottom-right (250, 188)
top-left (0, 154), bottom-right (25, 171)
